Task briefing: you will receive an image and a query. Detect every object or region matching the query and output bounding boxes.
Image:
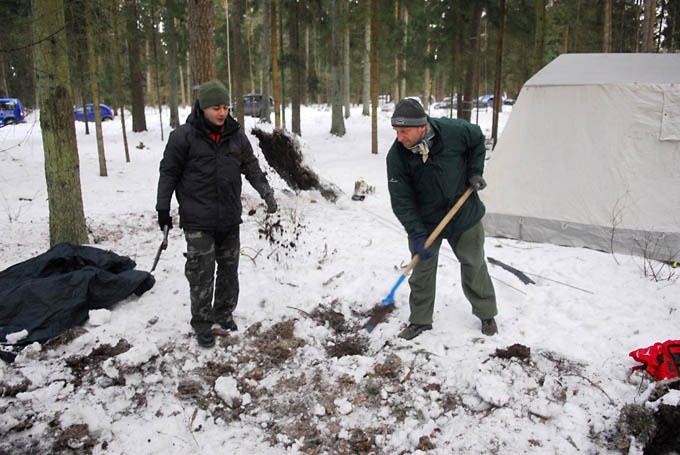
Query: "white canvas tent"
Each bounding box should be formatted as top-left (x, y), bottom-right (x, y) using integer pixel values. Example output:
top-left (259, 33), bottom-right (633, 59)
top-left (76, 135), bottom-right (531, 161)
top-left (482, 53), bottom-right (680, 263)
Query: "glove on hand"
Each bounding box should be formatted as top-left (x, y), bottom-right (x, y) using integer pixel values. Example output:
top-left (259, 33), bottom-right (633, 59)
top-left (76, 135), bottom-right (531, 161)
top-left (264, 193), bottom-right (278, 213)
top-left (410, 231), bottom-right (434, 260)
top-left (469, 175), bottom-right (487, 191)
top-left (157, 210), bottom-right (173, 231)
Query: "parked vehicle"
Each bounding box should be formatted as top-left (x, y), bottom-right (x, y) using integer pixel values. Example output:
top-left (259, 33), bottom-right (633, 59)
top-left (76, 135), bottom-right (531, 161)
top-left (433, 96), bottom-right (457, 110)
top-left (476, 93), bottom-right (510, 108)
top-left (241, 94), bottom-right (274, 117)
top-left (73, 103), bottom-right (114, 122)
top-left (0, 98), bottom-right (26, 126)
top-left (475, 94), bottom-right (494, 108)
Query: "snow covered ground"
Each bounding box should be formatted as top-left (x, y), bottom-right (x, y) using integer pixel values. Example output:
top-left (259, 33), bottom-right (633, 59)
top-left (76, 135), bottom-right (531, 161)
top-left (0, 103), bottom-right (678, 454)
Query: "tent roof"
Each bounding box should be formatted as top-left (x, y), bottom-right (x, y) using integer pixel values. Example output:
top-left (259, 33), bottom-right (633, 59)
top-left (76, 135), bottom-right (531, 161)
top-left (526, 53), bottom-right (680, 87)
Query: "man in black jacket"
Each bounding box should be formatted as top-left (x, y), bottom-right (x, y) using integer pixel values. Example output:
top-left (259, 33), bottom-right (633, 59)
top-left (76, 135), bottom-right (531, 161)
top-left (156, 79), bottom-right (277, 348)
top-left (386, 98), bottom-right (497, 340)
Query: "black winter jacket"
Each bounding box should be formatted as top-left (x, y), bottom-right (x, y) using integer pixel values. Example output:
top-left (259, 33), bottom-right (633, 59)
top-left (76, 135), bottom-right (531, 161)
top-left (156, 102), bottom-right (273, 230)
top-left (386, 116), bottom-right (486, 239)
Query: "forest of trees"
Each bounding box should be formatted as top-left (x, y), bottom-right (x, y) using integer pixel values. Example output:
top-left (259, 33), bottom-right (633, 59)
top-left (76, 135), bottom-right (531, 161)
top-left (2, 0), bottom-right (679, 128)
top-left (1, 0), bottom-right (678, 245)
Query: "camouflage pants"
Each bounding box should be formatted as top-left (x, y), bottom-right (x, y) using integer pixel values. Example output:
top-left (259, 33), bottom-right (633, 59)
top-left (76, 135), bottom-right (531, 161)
top-left (183, 228), bottom-right (240, 333)
top-left (407, 221), bottom-right (497, 325)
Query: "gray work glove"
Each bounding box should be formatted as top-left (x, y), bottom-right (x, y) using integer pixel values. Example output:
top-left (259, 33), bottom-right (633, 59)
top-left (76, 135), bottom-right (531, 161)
top-left (469, 175), bottom-right (487, 191)
top-left (264, 193), bottom-right (278, 213)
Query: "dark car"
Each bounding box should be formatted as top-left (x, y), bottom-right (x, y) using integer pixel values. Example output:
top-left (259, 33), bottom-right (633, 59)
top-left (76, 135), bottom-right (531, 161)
top-left (0, 98), bottom-right (26, 126)
top-left (74, 103), bottom-right (114, 122)
top-left (242, 94), bottom-right (274, 117)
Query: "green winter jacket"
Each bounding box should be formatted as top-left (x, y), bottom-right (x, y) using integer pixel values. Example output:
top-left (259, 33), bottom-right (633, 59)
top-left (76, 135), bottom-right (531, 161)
top-left (386, 116), bottom-right (487, 239)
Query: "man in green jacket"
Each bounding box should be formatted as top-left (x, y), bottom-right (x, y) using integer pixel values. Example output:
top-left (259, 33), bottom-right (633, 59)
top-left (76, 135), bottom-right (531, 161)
top-left (386, 98), bottom-right (498, 340)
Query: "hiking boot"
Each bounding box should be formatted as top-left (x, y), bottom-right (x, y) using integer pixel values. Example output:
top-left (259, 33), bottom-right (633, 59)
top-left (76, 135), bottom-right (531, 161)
top-left (398, 323), bottom-right (432, 340)
top-left (219, 319), bottom-right (238, 331)
top-left (481, 318), bottom-right (498, 336)
top-left (196, 331), bottom-right (215, 348)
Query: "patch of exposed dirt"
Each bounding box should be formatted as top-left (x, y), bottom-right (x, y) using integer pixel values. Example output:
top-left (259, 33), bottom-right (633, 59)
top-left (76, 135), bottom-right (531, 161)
top-left (3, 303), bottom-right (680, 454)
top-left (53, 423), bottom-right (96, 453)
top-left (65, 339), bottom-right (132, 387)
top-left (494, 343), bottom-right (531, 360)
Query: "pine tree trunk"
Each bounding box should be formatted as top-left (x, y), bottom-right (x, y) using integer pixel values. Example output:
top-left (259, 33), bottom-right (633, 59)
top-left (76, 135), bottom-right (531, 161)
top-left (370, 0), bottom-right (378, 154)
top-left (150, 5), bottom-right (164, 141)
top-left (85, 0), bottom-right (107, 177)
top-left (32, 0), bottom-right (88, 246)
top-left (533, 0), bottom-right (546, 72)
top-left (462, 0), bottom-right (483, 123)
top-left (271, 0), bottom-right (281, 127)
top-left (492, 0), bottom-right (506, 148)
top-left (189, 0), bottom-right (217, 97)
top-left (342, 5), bottom-right (350, 119)
top-left (361, 10), bottom-right (370, 117)
top-left (111, 7), bottom-right (130, 162)
top-left (127, 0), bottom-right (147, 132)
top-left (261, 0), bottom-right (271, 123)
top-left (231, 0), bottom-right (245, 125)
top-left (329, 0), bottom-right (345, 136)
top-left (643, 0), bottom-right (655, 52)
top-left (289, 0), bottom-right (301, 135)
top-left (0, 53), bottom-right (8, 97)
top-left (603, 0), bottom-right (612, 52)
top-left (166, 8), bottom-right (180, 129)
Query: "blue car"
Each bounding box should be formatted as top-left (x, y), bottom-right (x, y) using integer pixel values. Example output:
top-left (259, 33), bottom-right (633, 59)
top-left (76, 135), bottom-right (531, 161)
top-left (74, 103), bottom-right (114, 122)
top-left (0, 98), bottom-right (26, 126)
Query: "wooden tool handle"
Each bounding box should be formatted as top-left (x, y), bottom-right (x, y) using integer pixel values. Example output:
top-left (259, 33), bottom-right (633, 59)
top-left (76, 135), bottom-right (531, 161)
top-left (403, 187), bottom-right (474, 276)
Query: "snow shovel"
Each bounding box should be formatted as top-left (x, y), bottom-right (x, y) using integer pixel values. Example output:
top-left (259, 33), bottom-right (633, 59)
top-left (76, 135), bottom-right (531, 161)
top-left (363, 187), bottom-right (474, 332)
top-left (150, 225), bottom-right (169, 273)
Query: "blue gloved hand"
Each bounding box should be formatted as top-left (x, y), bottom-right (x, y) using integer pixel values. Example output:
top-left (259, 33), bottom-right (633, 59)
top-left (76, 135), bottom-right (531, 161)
top-left (410, 231), bottom-right (434, 260)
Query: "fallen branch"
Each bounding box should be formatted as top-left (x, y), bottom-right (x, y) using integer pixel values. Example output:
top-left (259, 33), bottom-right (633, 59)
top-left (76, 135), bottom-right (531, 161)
top-left (323, 271), bottom-right (344, 286)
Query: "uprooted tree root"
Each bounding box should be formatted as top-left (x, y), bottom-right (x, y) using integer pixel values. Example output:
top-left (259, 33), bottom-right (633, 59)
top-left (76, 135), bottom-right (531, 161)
top-left (252, 127), bottom-right (342, 202)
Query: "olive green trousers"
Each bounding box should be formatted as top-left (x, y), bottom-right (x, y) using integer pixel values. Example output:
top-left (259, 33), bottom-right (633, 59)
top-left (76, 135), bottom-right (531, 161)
top-left (407, 221), bottom-right (497, 325)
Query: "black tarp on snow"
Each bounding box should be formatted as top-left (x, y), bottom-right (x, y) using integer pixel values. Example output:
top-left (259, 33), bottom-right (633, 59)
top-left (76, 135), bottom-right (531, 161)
top-left (0, 243), bottom-right (155, 357)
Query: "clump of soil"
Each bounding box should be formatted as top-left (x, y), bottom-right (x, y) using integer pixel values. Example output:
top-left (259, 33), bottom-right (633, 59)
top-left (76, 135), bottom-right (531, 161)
top-left (325, 334), bottom-right (367, 358)
top-left (65, 339), bottom-right (131, 387)
top-left (374, 353), bottom-right (402, 378)
top-left (646, 404), bottom-right (680, 453)
top-left (494, 343), bottom-right (531, 361)
top-left (247, 319), bottom-right (306, 366)
top-left (53, 423), bottom-right (96, 452)
top-left (252, 127), bottom-right (341, 202)
top-left (617, 404), bottom-right (657, 446)
top-left (310, 303), bottom-right (350, 333)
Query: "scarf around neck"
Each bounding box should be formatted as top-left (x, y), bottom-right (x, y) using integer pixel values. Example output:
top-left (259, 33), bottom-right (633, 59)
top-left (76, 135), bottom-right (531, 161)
top-left (408, 124), bottom-right (435, 163)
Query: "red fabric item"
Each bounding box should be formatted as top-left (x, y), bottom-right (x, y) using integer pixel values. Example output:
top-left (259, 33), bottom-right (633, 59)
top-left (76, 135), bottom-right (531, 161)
top-left (629, 340), bottom-right (680, 380)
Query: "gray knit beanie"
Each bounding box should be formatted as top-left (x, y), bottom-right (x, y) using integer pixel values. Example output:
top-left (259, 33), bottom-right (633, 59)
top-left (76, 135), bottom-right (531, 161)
top-left (198, 80), bottom-right (229, 109)
top-left (391, 98), bottom-right (427, 127)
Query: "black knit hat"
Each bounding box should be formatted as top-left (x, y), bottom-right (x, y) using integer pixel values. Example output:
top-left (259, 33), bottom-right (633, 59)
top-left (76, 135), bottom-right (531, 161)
top-left (198, 80), bottom-right (229, 109)
top-left (391, 98), bottom-right (427, 127)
